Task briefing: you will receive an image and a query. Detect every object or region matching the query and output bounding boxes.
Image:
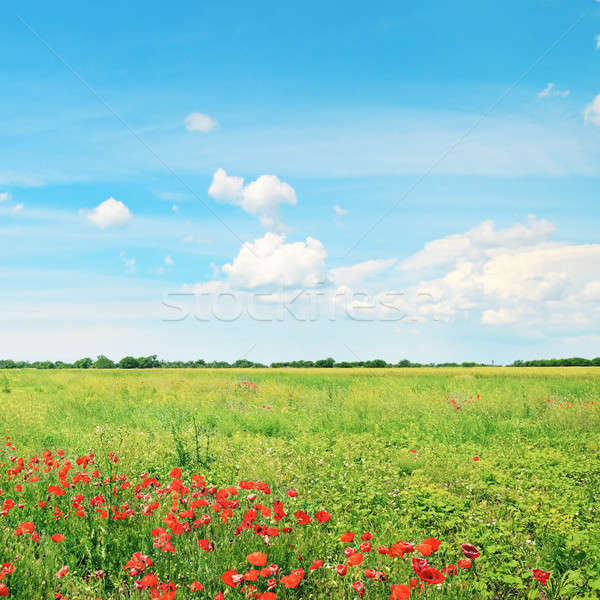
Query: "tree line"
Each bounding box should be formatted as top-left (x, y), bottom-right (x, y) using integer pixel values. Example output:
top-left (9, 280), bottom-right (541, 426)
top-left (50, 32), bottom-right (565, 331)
top-left (0, 356), bottom-right (598, 369)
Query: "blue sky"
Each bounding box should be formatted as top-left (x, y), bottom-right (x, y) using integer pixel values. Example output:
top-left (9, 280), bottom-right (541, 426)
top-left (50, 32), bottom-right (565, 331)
top-left (2, 0), bottom-right (600, 363)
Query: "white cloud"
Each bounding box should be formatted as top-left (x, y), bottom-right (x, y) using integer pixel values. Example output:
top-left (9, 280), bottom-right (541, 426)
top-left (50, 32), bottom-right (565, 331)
top-left (584, 94), bottom-right (600, 126)
top-left (184, 112), bottom-right (218, 132)
top-left (208, 169), bottom-right (297, 229)
top-left (596, 35), bottom-right (600, 49)
top-left (400, 215), bottom-right (555, 272)
top-left (221, 232), bottom-right (327, 289)
top-left (165, 255), bottom-right (175, 266)
top-left (333, 204), bottom-right (348, 217)
top-left (87, 197), bottom-right (132, 228)
top-left (537, 82), bottom-right (570, 98)
top-left (208, 168), bottom-right (244, 203)
top-left (0, 192), bottom-right (9, 202)
top-left (397, 218), bottom-right (600, 332)
top-left (172, 204), bottom-right (179, 214)
top-left (11, 203), bottom-right (24, 214)
top-left (119, 252), bottom-right (136, 274)
top-left (329, 258), bottom-right (396, 287)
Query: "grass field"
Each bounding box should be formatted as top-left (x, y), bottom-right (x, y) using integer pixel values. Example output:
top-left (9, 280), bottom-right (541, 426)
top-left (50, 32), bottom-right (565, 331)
top-left (0, 368), bottom-right (599, 599)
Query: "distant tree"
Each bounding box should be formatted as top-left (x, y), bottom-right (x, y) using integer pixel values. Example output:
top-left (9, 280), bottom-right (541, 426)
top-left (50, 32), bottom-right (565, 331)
top-left (119, 356), bottom-right (139, 369)
top-left (93, 355), bottom-right (116, 369)
top-left (73, 357), bottom-right (93, 369)
top-left (136, 355), bottom-right (160, 368)
top-left (315, 357), bottom-right (335, 368)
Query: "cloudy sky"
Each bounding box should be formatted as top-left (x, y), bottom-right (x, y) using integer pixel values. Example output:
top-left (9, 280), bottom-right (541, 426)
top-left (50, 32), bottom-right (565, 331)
top-left (2, 1), bottom-right (600, 364)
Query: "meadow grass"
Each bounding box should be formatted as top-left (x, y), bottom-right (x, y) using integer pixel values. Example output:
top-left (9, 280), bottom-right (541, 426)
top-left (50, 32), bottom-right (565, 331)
top-left (0, 367), bottom-right (599, 599)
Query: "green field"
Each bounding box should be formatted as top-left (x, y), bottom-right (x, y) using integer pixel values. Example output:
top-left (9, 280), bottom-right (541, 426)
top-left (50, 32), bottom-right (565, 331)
top-left (1, 368), bottom-right (599, 599)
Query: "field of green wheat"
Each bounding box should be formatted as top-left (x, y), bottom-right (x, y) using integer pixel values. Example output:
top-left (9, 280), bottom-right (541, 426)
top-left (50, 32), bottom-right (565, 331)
top-left (0, 368), bottom-right (599, 599)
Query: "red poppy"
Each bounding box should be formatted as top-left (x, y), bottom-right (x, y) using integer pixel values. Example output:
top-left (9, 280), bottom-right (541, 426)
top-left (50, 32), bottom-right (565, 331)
top-left (247, 552), bottom-right (268, 567)
top-left (51, 533), bottom-right (65, 543)
top-left (460, 544), bottom-right (480, 559)
top-left (336, 564), bottom-right (348, 577)
top-left (352, 581), bottom-right (365, 597)
top-left (416, 543), bottom-right (432, 556)
top-left (190, 581), bottom-right (205, 591)
top-left (389, 584), bottom-right (411, 599)
top-left (280, 574), bottom-right (301, 588)
top-left (0, 585), bottom-right (7, 597)
top-left (315, 511), bottom-right (331, 523)
top-left (532, 569), bottom-right (550, 586)
top-left (417, 567), bottom-right (446, 585)
top-left (457, 559), bottom-right (471, 569)
top-left (340, 532), bottom-right (355, 542)
top-left (221, 570), bottom-right (242, 588)
top-left (309, 560), bottom-right (323, 571)
top-left (421, 537), bottom-right (441, 552)
top-left (259, 593), bottom-right (277, 600)
top-left (411, 557), bottom-right (428, 572)
top-left (473, 456), bottom-right (480, 461)
top-left (347, 553), bottom-right (364, 566)
top-left (56, 566), bottom-right (69, 578)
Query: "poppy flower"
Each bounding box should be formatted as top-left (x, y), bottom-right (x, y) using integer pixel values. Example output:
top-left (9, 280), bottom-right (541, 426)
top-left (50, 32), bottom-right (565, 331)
top-left (221, 570), bottom-right (242, 588)
top-left (416, 543), bottom-right (432, 556)
top-left (247, 552), bottom-right (268, 567)
top-left (411, 557), bottom-right (428, 572)
top-left (457, 559), bottom-right (471, 569)
top-left (340, 532), bottom-right (355, 542)
top-left (0, 585), bottom-right (7, 597)
top-left (309, 560), bottom-right (323, 571)
top-left (286, 489), bottom-right (298, 497)
top-left (347, 552), bottom-right (364, 566)
top-left (51, 533), bottom-right (65, 543)
top-left (361, 532), bottom-right (373, 541)
top-left (460, 544), bottom-right (480, 559)
top-left (56, 566), bottom-right (69, 578)
top-left (190, 581), bottom-right (205, 592)
top-left (421, 537), bottom-right (441, 552)
top-left (352, 581), bottom-right (365, 597)
top-left (315, 511), bottom-right (331, 523)
top-left (280, 574), bottom-right (301, 588)
top-left (359, 542), bottom-right (372, 553)
top-left (389, 584), bottom-right (411, 600)
top-left (259, 593), bottom-right (277, 600)
top-left (417, 567), bottom-right (446, 585)
top-left (532, 569), bottom-right (550, 586)
top-left (473, 456), bottom-right (480, 461)
top-left (336, 564), bottom-right (347, 577)
top-left (294, 510), bottom-right (311, 525)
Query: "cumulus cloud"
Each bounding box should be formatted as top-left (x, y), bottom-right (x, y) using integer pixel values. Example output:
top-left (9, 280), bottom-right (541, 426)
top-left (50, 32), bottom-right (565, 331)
top-left (584, 94), bottom-right (600, 126)
top-left (537, 83), bottom-right (570, 98)
top-left (221, 232), bottom-right (327, 289)
top-left (0, 192), bottom-right (9, 202)
top-left (184, 112), bottom-right (218, 132)
top-left (397, 217), bottom-right (600, 332)
top-left (208, 168), bottom-right (296, 229)
top-left (87, 197), bottom-right (132, 228)
top-left (400, 215), bottom-right (555, 271)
